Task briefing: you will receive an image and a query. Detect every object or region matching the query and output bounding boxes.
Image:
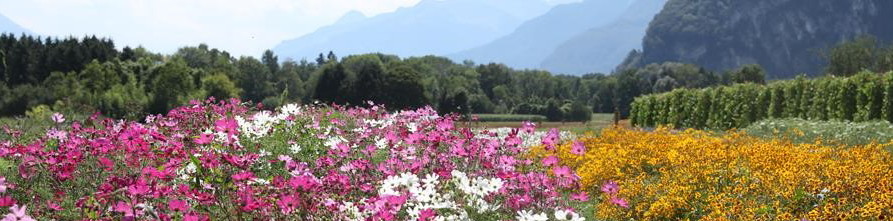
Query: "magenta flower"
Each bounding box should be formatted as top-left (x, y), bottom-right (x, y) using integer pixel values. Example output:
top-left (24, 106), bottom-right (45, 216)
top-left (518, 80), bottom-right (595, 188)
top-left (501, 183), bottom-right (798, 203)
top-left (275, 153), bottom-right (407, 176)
top-left (610, 196), bottom-right (629, 208)
top-left (570, 141), bottom-right (586, 155)
top-left (2, 204), bottom-right (34, 221)
top-left (0, 176), bottom-right (7, 193)
top-left (127, 179), bottom-right (150, 196)
top-left (277, 195), bottom-right (299, 214)
top-left (419, 208), bottom-right (437, 221)
top-left (553, 166), bottom-right (573, 178)
top-left (183, 214), bottom-right (201, 221)
top-left (46, 202), bottom-right (62, 211)
top-left (113, 201), bottom-right (135, 218)
top-left (571, 191), bottom-right (589, 202)
top-left (521, 121), bottom-right (536, 133)
top-left (168, 199), bottom-right (188, 212)
top-left (97, 157), bottom-right (115, 171)
top-left (232, 171), bottom-right (255, 181)
top-left (542, 155), bottom-right (560, 167)
top-left (51, 113), bottom-right (65, 123)
top-left (542, 128), bottom-right (560, 150)
top-left (194, 133), bottom-right (214, 145)
top-left (0, 197), bottom-right (15, 207)
top-left (601, 180), bottom-right (620, 195)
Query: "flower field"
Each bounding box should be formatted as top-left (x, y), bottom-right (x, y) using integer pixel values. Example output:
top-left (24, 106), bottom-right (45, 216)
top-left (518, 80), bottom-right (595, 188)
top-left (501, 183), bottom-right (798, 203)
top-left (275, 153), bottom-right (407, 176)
top-left (2, 99), bottom-right (893, 220)
top-left (0, 99), bottom-right (592, 220)
top-left (545, 128), bottom-right (893, 220)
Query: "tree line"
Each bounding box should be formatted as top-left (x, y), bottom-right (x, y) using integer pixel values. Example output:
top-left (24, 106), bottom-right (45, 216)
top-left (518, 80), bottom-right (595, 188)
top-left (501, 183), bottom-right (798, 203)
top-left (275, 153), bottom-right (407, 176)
top-left (1, 33), bottom-right (767, 121)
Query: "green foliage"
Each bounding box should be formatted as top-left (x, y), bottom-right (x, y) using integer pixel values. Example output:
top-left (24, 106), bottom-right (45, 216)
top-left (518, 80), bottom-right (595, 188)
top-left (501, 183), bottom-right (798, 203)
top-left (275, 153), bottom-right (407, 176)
top-left (149, 59), bottom-right (200, 114)
top-left (826, 36), bottom-right (878, 77)
top-left (730, 64), bottom-right (766, 84)
top-left (0, 33), bottom-right (740, 119)
top-left (202, 74), bottom-right (242, 100)
top-left (632, 72), bottom-right (893, 130)
top-left (744, 118), bottom-right (893, 146)
top-left (566, 101), bottom-right (593, 122)
top-left (236, 56), bottom-right (275, 102)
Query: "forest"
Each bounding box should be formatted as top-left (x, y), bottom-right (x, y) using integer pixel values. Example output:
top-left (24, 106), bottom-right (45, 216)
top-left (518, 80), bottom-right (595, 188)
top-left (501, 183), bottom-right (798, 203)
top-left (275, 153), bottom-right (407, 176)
top-left (0, 33), bottom-right (780, 122)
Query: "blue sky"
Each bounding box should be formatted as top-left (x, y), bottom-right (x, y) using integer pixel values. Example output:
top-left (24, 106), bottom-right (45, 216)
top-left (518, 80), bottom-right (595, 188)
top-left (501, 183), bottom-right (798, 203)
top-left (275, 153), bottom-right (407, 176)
top-left (0, 0), bottom-right (578, 57)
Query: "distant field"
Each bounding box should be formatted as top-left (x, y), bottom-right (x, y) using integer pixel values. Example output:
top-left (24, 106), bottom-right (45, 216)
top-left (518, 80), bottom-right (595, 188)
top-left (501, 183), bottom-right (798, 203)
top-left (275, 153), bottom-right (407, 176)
top-left (470, 114), bottom-right (547, 122)
top-left (463, 113), bottom-right (625, 134)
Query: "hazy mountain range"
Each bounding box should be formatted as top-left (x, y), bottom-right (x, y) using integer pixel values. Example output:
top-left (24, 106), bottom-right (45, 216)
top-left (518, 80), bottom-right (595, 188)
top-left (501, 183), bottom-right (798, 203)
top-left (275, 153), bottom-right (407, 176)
top-left (449, 0), bottom-right (636, 73)
top-left (274, 0), bottom-right (665, 75)
top-left (540, 0), bottom-right (668, 74)
top-left (0, 14), bottom-right (32, 35)
top-left (273, 0), bottom-right (553, 61)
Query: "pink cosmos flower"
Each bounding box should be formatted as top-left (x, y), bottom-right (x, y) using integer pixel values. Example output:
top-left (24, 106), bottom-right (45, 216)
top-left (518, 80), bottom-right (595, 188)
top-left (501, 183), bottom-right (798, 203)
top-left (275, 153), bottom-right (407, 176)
top-left (214, 118), bottom-right (238, 134)
top-left (542, 128), bottom-right (560, 150)
top-left (183, 214), bottom-right (201, 221)
top-left (610, 196), bottom-right (629, 208)
top-left (0, 197), bottom-right (16, 207)
top-left (553, 166), bottom-right (573, 178)
top-left (194, 133), bottom-right (214, 145)
top-left (571, 191), bottom-right (589, 202)
top-left (277, 195), bottom-right (299, 214)
top-left (113, 201), bottom-right (135, 218)
top-left (98, 157), bottom-right (115, 171)
top-left (521, 121), bottom-right (536, 133)
top-left (0, 176), bottom-right (7, 193)
top-left (601, 180), bottom-right (620, 195)
top-left (570, 141), bottom-right (586, 155)
top-left (542, 155), bottom-right (560, 167)
top-left (46, 202), bottom-right (62, 211)
top-left (2, 204), bottom-right (34, 221)
top-left (168, 199), bottom-right (188, 212)
top-left (232, 171), bottom-right (255, 181)
top-left (419, 208), bottom-right (437, 221)
top-left (51, 113), bottom-right (65, 123)
top-left (127, 179), bottom-right (150, 196)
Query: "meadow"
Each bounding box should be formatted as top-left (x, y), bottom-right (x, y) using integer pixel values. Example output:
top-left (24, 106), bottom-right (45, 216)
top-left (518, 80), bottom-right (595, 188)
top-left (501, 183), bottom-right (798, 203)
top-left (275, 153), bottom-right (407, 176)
top-left (1, 99), bottom-right (892, 220)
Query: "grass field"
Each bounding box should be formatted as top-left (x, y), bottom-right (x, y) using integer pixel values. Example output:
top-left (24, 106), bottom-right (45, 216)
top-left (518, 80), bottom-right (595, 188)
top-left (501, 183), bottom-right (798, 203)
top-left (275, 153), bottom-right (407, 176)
top-left (463, 113), bottom-right (626, 134)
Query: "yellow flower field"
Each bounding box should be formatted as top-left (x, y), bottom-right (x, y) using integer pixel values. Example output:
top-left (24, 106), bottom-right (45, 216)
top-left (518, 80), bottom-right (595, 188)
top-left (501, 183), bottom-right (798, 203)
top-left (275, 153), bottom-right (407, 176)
top-left (538, 127), bottom-right (893, 220)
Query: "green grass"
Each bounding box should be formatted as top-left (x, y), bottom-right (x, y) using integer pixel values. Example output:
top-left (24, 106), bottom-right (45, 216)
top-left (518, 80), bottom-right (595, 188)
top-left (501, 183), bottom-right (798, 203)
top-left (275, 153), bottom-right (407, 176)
top-left (464, 113), bottom-right (620, 134)
top-left (470, 114), bottom-right (547, 122)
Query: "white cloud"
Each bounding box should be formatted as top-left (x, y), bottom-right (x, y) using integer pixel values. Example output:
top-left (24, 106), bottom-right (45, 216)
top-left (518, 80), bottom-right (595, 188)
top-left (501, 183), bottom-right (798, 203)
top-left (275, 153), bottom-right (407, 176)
top-left (0, 0), bottom-right (422, 57)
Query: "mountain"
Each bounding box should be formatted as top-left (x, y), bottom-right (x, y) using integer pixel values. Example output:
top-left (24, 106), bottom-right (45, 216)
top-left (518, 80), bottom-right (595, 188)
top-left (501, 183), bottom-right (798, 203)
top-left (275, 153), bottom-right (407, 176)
top-left (273, 0), bottom-right (551, 61)
top-left (540, 0), bottom-right (668, 74)
top-left (630, 0), bottom-right (893, 78)
top-left (449, 0), bottom-right (635, 71)
top-left (0, 13), bottom-right (32, 35)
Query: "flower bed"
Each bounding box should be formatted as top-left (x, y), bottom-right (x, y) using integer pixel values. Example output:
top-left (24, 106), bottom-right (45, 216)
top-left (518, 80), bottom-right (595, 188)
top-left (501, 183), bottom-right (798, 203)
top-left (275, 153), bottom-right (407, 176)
top-left (0, 99), bottom-right (595, 220)
top-left (546, 127), bottom-right (893, 220)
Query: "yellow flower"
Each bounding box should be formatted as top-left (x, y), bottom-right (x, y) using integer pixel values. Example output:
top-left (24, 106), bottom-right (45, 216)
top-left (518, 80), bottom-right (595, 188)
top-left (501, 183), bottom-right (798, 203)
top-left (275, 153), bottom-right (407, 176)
top-left (551, 127), bottom-right (893, 220)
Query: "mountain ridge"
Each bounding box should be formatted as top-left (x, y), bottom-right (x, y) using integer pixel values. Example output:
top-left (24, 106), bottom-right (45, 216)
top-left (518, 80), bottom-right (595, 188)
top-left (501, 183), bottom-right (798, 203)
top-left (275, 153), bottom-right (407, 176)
top-left (448, 0), bottom-right (635, 71)
top-left (630, 0), bottom-right (893, 78)
top-left (540, 0), bottom-right (668, 74)
top-left (0, 13), bottom-right (33, 35)
top-left (272, 0), bottom-right (551, 61)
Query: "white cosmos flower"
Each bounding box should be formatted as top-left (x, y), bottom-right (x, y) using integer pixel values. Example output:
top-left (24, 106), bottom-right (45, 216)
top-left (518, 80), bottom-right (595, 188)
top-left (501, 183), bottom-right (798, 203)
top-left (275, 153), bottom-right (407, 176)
top-left (516, 210), bottom-right (549, 221)
top-left (289, 143), bottom-right (302, 153)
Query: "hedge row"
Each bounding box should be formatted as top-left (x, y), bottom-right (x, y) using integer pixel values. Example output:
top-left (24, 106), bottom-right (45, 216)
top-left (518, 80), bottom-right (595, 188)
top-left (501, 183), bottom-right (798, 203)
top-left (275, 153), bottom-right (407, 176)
top-left (630, 72), bottom-right (893, 129)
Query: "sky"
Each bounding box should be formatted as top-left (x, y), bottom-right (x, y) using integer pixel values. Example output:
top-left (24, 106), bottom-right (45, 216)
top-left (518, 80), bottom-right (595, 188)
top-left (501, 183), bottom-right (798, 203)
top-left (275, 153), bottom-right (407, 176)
top-left (0, 0), bottom-right (578, 57)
